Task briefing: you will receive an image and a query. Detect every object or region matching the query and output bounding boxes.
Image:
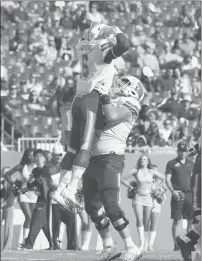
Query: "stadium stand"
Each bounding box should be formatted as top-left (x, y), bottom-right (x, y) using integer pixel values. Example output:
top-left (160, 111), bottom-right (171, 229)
top-left (1, 1), bottom-right (201, 151)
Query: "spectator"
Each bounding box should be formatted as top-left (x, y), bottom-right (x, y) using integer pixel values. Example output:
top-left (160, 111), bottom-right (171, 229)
top-left (159, 119), bottom-right (174, 145)
top-left (11, 2), bottom-right (29, 23)
top-left (173, 67), bottom-right (184, 93)
top-left (4, 148), bottom-right (37, 244)
top-left (165, 142), bottom-right (194, 251)
top-left (86, 1), bottom-right (107, 24)
top-left (158, 68), bottom-right (175, 93)
top-left (158, 88), bottom-right (182, 118)
top-left (178, 5), bottom-right (195, 28)
top-left (2, 84), bottom-right (22, 117)
top-left (60, 8), bottom-right (74, 29)
top-left (179, 32), bottom-right (195, 55)
top-left (1, 167), bottom-right (15, 250)
top-left (140, 42), bottom-right (160, 76)
top-left (18, 149), bottom-right (57, 250)
top-left (159, 42), bottom-right (183, 68)
top-left (145, 122), bottom-right (165, 147)
top-left (121, 154), bottom-right (164, 251)
top-left (73, 9), bottom-right (90, 33)
top-left (25, 74), bottom-right (43, 95)
top-left (179, 93), bottom-right (199, 122)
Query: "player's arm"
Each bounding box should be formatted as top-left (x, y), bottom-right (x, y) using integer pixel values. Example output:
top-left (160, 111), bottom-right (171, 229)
top-left (152, 170), bottom-right (165, 181)
top-left (103, 27), bottom-right (130, 64)
top-left (165, 163), bottom-right (181, 200)
top-left (165, 162), bottom-right (174, 193)
top-left (100, 95), bottom-right (139, 125)
top-left (4, 164), bottom-right (23, 185)
top-left (121, 169), bottom-right (137, 188)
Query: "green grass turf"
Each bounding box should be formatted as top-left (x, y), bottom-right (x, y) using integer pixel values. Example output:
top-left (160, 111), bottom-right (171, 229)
top-left (1, 250), bottom-right (183, 261)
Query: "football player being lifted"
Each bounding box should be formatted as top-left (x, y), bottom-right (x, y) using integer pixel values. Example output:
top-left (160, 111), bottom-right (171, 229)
top-left (54, 23), bottom-right (130, 208)
top-left (82, 76), bottom-right (145, 261)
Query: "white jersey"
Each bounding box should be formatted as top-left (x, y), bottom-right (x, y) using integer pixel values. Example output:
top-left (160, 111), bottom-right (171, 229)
top-left (76, 39), bottom-right (115, 95)
top-left (92, 97), bottom-right (140, 155)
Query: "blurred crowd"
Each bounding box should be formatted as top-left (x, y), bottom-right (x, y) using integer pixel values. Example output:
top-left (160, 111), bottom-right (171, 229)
top-left (1, 1), bottom-right (201, 148)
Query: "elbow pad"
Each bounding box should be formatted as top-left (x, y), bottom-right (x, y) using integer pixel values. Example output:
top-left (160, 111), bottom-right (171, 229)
top-left (112, 33), bottom-right (130, 57)
top-left (103, 33), bottom-right (130, 63)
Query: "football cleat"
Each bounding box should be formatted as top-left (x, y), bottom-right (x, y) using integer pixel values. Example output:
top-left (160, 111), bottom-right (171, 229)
top-left (116, 249), bottom-right (142, 261)
top-left (95, 244), bottom-right (121, 261)
top-left (16, 243), bottom-right (32, 250)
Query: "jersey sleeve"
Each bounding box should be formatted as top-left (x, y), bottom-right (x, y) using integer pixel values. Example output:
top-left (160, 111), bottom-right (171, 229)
top-left (165, 161), bottom-right (173, 175)
top-left (123, 97), bottom-right (141, 119)
top-left (100, 39), bottom-right (114, 60)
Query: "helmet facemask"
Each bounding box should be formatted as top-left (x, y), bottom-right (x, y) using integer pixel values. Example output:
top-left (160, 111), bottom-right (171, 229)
top-left (112, 77), bottom-right (141, 100)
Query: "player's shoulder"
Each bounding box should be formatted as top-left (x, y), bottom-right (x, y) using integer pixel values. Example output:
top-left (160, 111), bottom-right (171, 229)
top-left (76, 39), bottom-right (96, 52)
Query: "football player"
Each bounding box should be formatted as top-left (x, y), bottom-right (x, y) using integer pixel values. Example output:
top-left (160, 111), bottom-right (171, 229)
top-left (81, 76), bottom-right (144, 261)
top-left (54, 23), bottom-right (130, 208)
top-left (176, 139), bottom-right (201, 261)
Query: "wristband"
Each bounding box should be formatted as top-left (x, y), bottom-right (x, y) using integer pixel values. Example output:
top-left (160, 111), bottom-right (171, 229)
top-left (100, 94), bottom-right (111, 105)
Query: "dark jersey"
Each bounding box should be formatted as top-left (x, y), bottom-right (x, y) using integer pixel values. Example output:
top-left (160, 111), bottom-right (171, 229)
top-left (165, 158), bottom-right (194, 190)
top-left (191, 150), bottom-right (201, 212)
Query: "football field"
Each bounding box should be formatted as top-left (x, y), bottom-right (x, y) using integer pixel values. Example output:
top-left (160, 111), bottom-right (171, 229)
top-left (1, 250), bottom-right (183, 261)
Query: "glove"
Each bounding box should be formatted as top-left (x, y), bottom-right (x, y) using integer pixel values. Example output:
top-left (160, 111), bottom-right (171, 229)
top-left (94, 81), bottom-right (109, 96)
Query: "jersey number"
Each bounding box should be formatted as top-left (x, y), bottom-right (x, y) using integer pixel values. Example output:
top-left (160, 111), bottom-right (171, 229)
top-left (81, 54), bottom-right (89, 78)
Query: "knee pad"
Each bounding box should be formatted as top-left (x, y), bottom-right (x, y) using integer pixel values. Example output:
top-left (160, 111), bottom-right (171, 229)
top-left (91, 212), bottom-right (110, 231)
top-left (60, 149), bottom-right (76, 170)
top-left (111, 215), bottom-right (129, 231)
top-left (74, 149), bottom-right (92, 169)
top-left (104, 202), bottom-right (128, 231)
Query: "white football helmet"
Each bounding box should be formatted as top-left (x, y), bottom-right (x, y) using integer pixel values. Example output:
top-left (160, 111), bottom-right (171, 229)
top-left (112, 76), bottom-right (145, 102)
top-left (84, 23), bottom-right (111, 42)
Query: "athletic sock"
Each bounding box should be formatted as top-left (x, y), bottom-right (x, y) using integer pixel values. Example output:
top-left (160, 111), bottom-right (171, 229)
top-left (68, 165), bottom-right (86, 193)
top-left (23, 228), bottom-right (29, 242)
top-left (81, 231), bottom-right (92, 249)
top-left (103, 237), bottom-right (113, 249)
top-left (123, 237), bottom-right (136, 249)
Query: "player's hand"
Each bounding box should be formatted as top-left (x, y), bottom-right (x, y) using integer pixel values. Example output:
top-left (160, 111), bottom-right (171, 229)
top-left (94, 83), bottom-right (108, 96)
top-left (172, 190), bottom-right (181, 201)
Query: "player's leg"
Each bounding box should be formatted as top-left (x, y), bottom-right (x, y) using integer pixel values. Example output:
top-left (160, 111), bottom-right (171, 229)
top-left (54, 98), bottom-right (80, 207)
top-left (98, 154), bottom-right (141, 260)
top-left (18, 201), bottom-right (33, 243)
top-left (184, 191), bottom-right (194, 233)
top-left (62, 91), bottom-right (100, 206)
top-left (83, 158), bottom-right (119, 260)
top-left (133, 202), bottom-right (144, 251)
top-left (79, 209), bottom-right (92, 251)
top-left (18, 204), bottom-right (45, 249)
top-left (147, 204), bottom-right (161, 251)
top-left (176, 193), bottom-right (199, 261)
top-left (176, 211), bottom-right (201, 261)
top-left (143, 205), bottom-right (152, 250)
top-left (171, 197), bottom-right (183, 250)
